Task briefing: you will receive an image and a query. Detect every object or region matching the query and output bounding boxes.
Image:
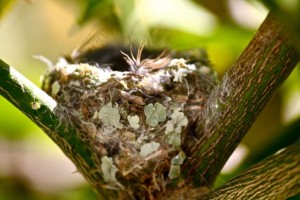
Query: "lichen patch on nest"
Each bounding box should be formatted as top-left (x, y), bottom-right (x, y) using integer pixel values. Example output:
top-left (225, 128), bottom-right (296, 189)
top-left (40, 45), bottom-right (217, 198)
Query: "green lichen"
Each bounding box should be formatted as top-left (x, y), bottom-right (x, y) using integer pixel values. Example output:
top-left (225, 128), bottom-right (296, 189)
top-left (165, 110), bottom-right (188, 147)
top-left (31, 101), bottom-right (41, 110)
top-left (166, 132), bottom-right (181, 147)
top-left (140, 142), bottom-right (160, 157)
top-left (170, 110), bottom-right (188, 133)
top-left (168, 165), bottom-right (181, 179)
top-left (168, 151), bottom-right (186, 179)
top-left (171, 151), bottom-right (186, 165)
top-left (144, 103), bottom-right (167, 127)
top-left (101, 156), bottom-right (118, 183)
top-left (99, 102), bottom-right (123, 129)
top-left (127, 115), bottom-right (140, 129)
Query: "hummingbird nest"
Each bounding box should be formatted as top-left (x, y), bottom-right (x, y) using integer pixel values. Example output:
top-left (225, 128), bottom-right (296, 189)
top-left (41, 44), bottom-right (217, 199)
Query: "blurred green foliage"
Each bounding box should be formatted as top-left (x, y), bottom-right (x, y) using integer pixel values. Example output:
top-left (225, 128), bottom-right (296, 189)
top-left (0, 176), bottom-right (97, 200)
top-left (0, 97), bottom-right (38, 140)
top-left (77, 0), bottom-right (122, 32)
top-left (0, 0), bottom-right (15, 19)
top-left (0, 0), bottom-right (299, 199)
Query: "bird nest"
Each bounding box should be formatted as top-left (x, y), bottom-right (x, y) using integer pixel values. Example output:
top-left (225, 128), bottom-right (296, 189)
top-left (41, 44), bottom-right (217, 198)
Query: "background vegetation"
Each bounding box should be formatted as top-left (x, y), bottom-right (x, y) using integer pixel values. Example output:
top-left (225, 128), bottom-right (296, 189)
top-left (0, 0), bottom-right (299, 199)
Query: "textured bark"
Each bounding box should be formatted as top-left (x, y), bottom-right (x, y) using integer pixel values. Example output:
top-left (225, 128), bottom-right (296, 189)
top-left (181, 12), bottom-right (300, 187)
top-left (203, 140), bottom-right (300, 199)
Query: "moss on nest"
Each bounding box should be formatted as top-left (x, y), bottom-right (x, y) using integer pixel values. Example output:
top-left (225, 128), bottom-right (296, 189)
top-left (41, 45), bottom-right (217, 199)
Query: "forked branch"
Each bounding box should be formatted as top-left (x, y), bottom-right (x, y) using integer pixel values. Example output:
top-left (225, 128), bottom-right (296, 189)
top-left (0, 10), bottom-right (299, 200)
top-left (182, 11), bottom-right (300, 186)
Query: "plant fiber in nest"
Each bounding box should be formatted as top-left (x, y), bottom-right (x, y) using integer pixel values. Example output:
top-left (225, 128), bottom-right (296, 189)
top-left (40, 45), bottom-right (217, 199)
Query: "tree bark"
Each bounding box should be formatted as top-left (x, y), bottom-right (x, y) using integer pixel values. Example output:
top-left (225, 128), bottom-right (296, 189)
top-left (203, 140), bottom-right (300, 199)
top-left (182, 12), bottom-right (300, 187)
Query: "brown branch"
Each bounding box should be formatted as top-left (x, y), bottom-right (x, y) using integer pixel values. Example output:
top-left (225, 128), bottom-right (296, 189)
top-left (182, 11), bottom-right (300, 186)
top-left (203, 140), bottom-right (300, 199)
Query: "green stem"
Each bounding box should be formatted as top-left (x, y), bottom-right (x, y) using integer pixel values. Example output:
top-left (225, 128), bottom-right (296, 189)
top-left (0, 59), bottom-right (117, 198)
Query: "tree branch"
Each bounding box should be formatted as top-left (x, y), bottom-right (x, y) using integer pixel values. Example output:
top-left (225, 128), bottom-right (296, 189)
top-left (241, 117), bottom-right (300, 173)
top-left (203, 140), bottom-right (300, 199)
top-left (182, 12), bottom-right (300, 186)
top-left (0, 59), bottom-right (118, 198)
top-left (1, 9), bottom-right (300, 199)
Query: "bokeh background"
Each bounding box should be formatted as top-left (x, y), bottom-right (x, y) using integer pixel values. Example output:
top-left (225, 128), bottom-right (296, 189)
top-left (0, 0), bottom-right (299, 199)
